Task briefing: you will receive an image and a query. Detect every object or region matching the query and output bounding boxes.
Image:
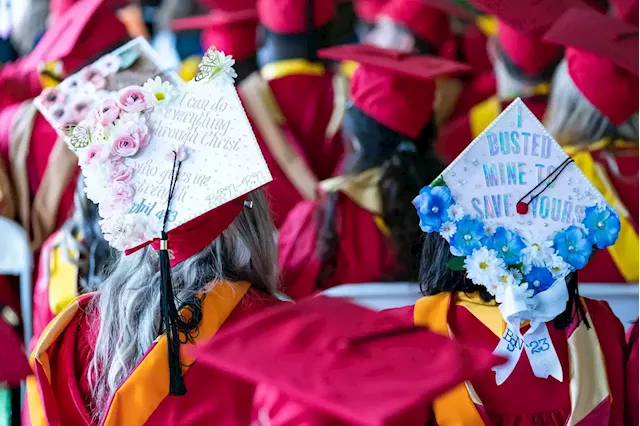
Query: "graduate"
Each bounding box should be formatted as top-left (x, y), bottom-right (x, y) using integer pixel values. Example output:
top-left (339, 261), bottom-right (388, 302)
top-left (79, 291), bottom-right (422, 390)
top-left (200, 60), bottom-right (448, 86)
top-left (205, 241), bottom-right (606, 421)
top-left (392, 98), bottom-right (627, 425)
top-left (31, 176), bottom-right (114, 347)
top-left (544, 7), bottom-right (639, 283)
top-left (193, 295), bottom-right (505, 425)
top-left (435, 0), bottom-right (606, 164)
top-left (238, 0), bottom-right (345, 226)
top-left (26, 47), bottom-right (283, 425)
top-left (278, 44), bottom-right (469, 300)
top-left (0, 0), bottom-right (130, 110)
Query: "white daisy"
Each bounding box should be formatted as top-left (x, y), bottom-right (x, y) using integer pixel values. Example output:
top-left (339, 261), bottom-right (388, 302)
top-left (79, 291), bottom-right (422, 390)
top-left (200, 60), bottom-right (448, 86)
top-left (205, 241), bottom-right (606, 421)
top-left (493, 268), bottom-right (523, 303)
top-left (520, 231), bottom-right (554, 267)
top-left (484, 223), bottom-right (497, 236)
top-left (439, 221), bottom-right (457, 242)
top-left (464, 247), bottom-right (505, 289)
top-left (547, 253), bottom-right (572, 279)
top-left (447, 204), bottom-right (464, 222)
top-left (142, 77), bottom-right (176, 106)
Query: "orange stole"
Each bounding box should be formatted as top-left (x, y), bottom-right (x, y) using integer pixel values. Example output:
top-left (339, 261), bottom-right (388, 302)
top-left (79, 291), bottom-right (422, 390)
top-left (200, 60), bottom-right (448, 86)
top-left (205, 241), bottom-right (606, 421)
top-left (414, 292), bottom-right (611, 426)
top-left (28, 281), bottom-right (250, 426)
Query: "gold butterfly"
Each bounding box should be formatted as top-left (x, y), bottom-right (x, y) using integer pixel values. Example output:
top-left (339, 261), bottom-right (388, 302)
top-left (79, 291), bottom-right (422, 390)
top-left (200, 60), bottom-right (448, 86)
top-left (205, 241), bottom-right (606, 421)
top-left (194, 46), bottom-right (222, 83)
top-left (59, 124), bottom-right (92, 150)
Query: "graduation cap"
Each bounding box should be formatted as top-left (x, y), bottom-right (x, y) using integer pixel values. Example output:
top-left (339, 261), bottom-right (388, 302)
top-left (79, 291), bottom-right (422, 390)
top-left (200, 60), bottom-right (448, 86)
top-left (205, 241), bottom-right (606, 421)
top-left (59, 46), bottom-right (271, 395)
top-left (171, 9), bottom-right (259, 61)
top-left (354, 0), bottom-right (389, 23)
top-left (27, 0), bottom-right (129, 74)
top-left (192, 296), bottom-right (504, 425)
top-left (257, 0), bottom-right (336, 33)
top-left (413, 98), bottom-right (620, 384)
top-left (377, 0), bottom-right (452, 52)
top-left (469, 0), bottom-right (601, 78)
top-left (318, 44), bottom-right (469, 138)
top-left (543, 7), bottom-right (639, 124)
top-left (0, 316), bottom-right (31, 385)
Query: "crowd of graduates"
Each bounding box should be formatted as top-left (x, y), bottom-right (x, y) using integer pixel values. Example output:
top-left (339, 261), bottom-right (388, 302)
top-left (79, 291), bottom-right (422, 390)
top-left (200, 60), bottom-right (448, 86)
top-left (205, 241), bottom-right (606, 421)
top-left (0, 0), bottom-right (638, 424)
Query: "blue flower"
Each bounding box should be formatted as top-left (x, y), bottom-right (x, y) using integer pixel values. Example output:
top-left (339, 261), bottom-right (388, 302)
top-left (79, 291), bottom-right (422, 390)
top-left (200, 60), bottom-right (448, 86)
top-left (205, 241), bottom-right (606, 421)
top-left (525, 266), bottom-right (555, 294)
top-left (450, 216), bottom-right (486, 256)
top-left (488, 226), bottom-right (525, 265)
top-left (413, 186), bottom-right (453, 233)
top-left (582, 205), bottom-right (620, 249)
top-left (553, 226), bottom-right (592, 270)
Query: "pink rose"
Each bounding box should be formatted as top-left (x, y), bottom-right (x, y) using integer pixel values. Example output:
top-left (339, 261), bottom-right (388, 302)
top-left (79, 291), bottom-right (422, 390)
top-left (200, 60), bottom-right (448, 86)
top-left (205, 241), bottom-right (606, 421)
top-left (81, 66), bottom-right (107, 90)
top-left (41, 87), bottom-right (65, 108)
top-left (109, 162), bottom-right (134, 183)
top-left (81, 145), bottom-right (109, 167)
top-left (93, 99), bottom-right (121, 126)
top-left (111, 134), bottom-right (140, 157)
top-left (110, 181), bottom-right (135, 205)
top-left (69, 99), bottom-right (92, 122)
top-left (117, 86), bottom-right (154, 113)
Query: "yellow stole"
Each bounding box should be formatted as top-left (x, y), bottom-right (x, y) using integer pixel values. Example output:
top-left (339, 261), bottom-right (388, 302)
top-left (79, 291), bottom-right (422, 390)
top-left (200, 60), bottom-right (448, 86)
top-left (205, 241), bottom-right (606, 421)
top-left (28, 281), bottom-right (250, 426)
top-left (414, 292), bottom-right (611, 425)
top-left (45, 232), bottom-right (80, 316)
top-left (564, 141), bottom-right (639, 282)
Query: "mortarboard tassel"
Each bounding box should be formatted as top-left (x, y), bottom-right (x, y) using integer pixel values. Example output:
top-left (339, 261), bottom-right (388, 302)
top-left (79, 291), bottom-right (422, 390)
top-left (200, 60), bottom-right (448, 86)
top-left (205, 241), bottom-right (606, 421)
top-left (159, 153), bottom-right (187, 396)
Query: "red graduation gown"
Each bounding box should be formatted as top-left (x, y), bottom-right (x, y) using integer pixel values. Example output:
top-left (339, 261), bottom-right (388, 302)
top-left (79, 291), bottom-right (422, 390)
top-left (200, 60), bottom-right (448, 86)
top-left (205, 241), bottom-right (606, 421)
top-left (435, 96), bottom-right (548, 164)
top-left (387, 293), bottom-right (627, 425)
top-left (26, 282), bottom-right (282, 426)
top-left (627, 321), bottom-right (639, 426)
top-left (278, 193), bottom-right (395, 300)
top-left (568, 141), bottom-right (639, 283)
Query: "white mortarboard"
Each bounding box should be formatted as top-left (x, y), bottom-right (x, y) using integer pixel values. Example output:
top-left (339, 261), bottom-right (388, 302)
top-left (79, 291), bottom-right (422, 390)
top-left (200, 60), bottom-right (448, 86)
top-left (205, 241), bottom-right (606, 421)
top-left (413, 98), bottom-right (620, 385)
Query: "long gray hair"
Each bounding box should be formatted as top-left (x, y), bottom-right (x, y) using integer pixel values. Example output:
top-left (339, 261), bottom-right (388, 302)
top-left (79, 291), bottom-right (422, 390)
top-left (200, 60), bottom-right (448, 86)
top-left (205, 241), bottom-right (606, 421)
top-left (546, 60), bottom-right (639, 145)
top-left (58, 175), bottom-right (114, 293)
top-left (87, 191), bottom-right (278, 421)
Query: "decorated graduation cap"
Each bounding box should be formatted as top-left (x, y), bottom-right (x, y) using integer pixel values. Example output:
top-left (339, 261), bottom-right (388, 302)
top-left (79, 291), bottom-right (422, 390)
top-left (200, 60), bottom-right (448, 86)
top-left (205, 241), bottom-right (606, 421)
top-left (543, 7), bottom-right (639, 125)
top-left (59, 46), bottom-right (272, 394)
top-left (171, 8), bottom-right (259, 61)
top-left (318, 44), bottom-right (469, 138)
top-left (413, 98), bottom-right (620, 384)
top-left (35, 37), bottom-right (181, 132)
top-left (257, 0), bottom-right (336, 33)
top-left (470, 0), bottom-right (600, 79)
top-left (377, 0), bottom-right (452, 53)
top-left (192, 296), bottom-right (504, 425)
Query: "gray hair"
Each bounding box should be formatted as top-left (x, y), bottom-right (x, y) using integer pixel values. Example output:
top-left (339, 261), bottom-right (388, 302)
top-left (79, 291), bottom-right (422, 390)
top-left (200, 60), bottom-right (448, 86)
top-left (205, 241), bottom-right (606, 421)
top-left (87, 190), bottom-right (278, 421)
top-left (546, 60), bottom-right (639, 145)
top-left (58, 175), bottom-right (114, 293)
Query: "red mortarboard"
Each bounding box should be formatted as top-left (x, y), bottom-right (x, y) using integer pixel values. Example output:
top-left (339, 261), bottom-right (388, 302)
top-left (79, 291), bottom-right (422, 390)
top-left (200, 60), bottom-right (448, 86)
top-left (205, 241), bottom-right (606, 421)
top-left (611, 0), bottom-right (639, 25)
top-left (172, 9), bottom-right (259, 61)
top-left (544, 7), bottom-right (639, 124)
top-left (28, 0), bottom-right (128, 73)
top-left (0, 317), bottom-right (31, 386)
top-left (319, 44), bottom-right (470, 138)
top-left (192, 296), bottom-right (504, 426)
top-left (379, 0), bottom-right (452, 51)
top-left (354, 0), bottom-right (389, 22)
top-left (257, 0), bottom-right (336, 33)
top-left (470, 0), bottom-right (599, 77)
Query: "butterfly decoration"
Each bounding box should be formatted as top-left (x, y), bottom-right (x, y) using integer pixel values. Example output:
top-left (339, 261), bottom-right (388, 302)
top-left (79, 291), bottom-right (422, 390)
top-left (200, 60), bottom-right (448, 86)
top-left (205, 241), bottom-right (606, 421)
top-left (60, 124), bottom-right (92, 150)
top-left (194, 46), bottom-right (224, 83)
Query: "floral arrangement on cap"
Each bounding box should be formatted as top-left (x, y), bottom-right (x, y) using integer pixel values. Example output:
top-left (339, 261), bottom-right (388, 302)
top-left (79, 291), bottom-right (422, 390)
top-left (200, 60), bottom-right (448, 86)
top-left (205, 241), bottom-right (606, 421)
top-left (412, 98), bottom-right (621, 385)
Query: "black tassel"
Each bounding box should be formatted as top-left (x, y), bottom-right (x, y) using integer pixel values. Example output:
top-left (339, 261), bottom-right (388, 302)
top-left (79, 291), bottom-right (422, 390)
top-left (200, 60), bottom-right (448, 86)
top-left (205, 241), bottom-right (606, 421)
top-left (159, 153), bottom-right (187, 396)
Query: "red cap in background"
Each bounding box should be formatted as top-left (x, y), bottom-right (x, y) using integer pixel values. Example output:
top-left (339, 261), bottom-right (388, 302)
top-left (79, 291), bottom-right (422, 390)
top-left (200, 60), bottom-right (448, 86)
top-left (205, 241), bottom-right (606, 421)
top-left (544, 7), bottom-right (639, 124)
top-left (257, 0), bottom-right (336, 33)
top-left (319, 44), bottom-right (469, 138)
top-left (379, 0), bottom-right (452, 51)
top-left (354, 0), bottom-right (389, 23)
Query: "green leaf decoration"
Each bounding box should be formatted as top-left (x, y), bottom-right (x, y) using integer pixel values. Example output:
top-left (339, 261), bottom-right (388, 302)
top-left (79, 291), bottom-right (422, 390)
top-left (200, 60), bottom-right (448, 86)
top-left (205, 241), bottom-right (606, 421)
top-left (447, 256), bottom-right (466, 271)
top-left (118, 49), bottom-right (141, 70)
top-left (430, 175), bottom-right (446, 187)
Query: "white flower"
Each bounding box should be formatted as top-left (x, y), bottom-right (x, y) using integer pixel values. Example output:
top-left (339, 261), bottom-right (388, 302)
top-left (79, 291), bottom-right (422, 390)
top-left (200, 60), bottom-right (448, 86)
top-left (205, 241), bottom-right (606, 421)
top-left (464, 247), bottom-right (505, 290)
top-left (520, 231), bottom-right (554, 267)
top-left (439, 221), bottom-right (457, 242)
top-left (494, 268), bottom-right (523, 303)
top-left (447, 204), bottom-right (464, 222)
top-left (547, 253), bottom-right (572, 279)
top-left (142, 76), bottom-right (176, 106)
top-left (94, 53), bottom-right (121, 76)
top-left (484, 223), bottom-right (497, 236)
top-left (510, 282), bottom-right (537, 309)
top-left (202, 49), bottom-right (237, 84)
top-left (101, 213), bottom-right (160, 251)
top-left (83, 165), bottom-right (110, 204)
